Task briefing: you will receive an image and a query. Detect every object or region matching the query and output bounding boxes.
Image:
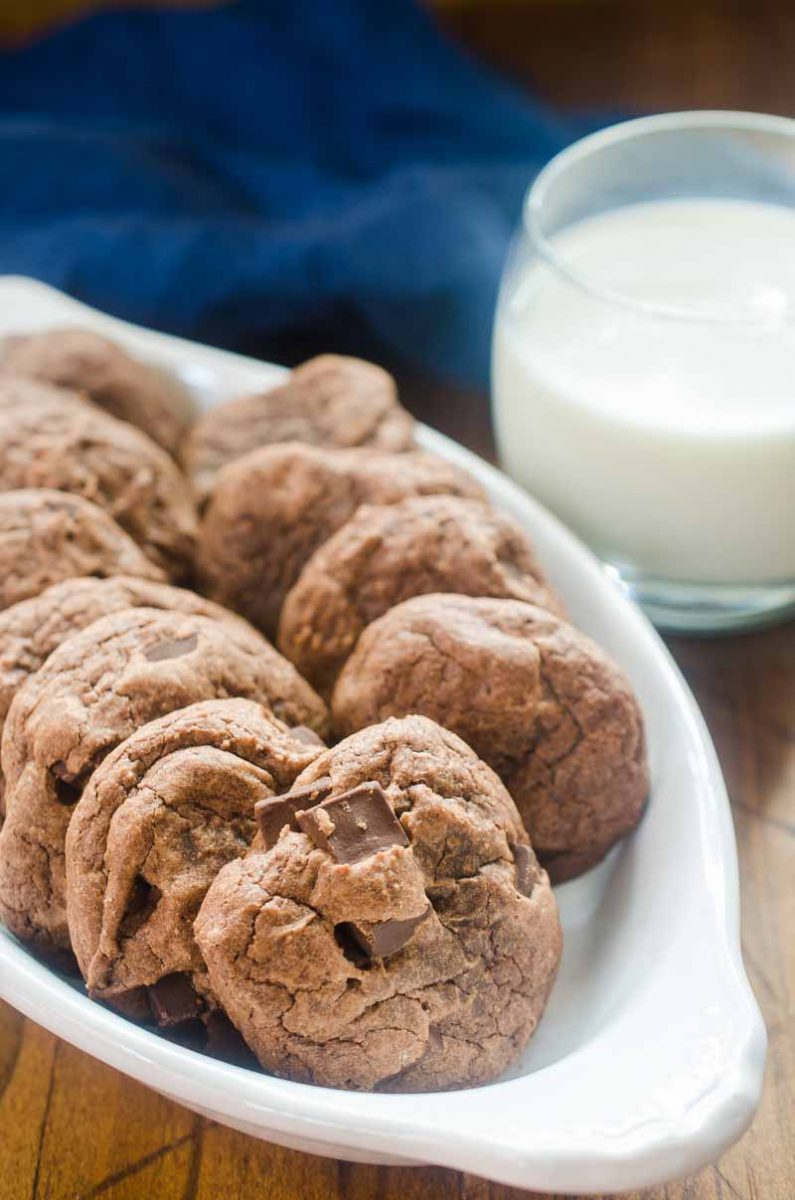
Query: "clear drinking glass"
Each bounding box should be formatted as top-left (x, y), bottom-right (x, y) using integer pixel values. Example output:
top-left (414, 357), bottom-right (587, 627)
top-left (492, 112), bottom-right (795, 632)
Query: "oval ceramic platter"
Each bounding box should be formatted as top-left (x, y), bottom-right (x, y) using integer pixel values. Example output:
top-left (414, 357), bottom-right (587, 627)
top-left (0, 277), bottom-right (766, 1195)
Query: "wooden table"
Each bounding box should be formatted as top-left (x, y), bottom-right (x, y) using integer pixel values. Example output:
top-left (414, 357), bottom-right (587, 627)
top-left (1, 4), bottom-right (794, 1198)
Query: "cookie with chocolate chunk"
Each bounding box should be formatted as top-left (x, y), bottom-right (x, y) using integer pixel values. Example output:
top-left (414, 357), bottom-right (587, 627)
top-left (2, 327), bottom-right (194, 455)
top-left (0, 607), bottom-right (328, 957)
top-left (0, 575), bottom-right (263, 754)
top-left (195, 715), bottom-right (561, 1092)
top-left (66, 699), bottom-right (324, 1020)
top-left (183, 355), bottom-right (414, 501)
top-left (197, 443), bottom-right (484, 636)
top-left (0, 383), bottom-right (197, 578)
top-left (278, 495), bottom-right (565, 695)
top-left (333, 595), bottom-right (648, 882)
top-left (0, 489), bottom-right (163, 612)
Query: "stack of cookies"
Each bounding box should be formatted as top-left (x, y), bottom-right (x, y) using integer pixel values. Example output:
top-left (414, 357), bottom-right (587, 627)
top-left (0, 328), bottom-right (648, 1092)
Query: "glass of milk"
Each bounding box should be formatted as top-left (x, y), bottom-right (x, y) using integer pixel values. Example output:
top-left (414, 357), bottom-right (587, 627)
top-left (492, 111), bottom-right (795, 631)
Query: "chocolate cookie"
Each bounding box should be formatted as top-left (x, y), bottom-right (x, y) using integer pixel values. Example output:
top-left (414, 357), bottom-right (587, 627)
top-left (0, 384), bottom-right (197, 578)
top-left (0, 575), bottom-right (264, 747)
top-left (0, 373), bottom-right (95, 415)
top-left (183, 355), bottom-right (415, 502)
top-left (195, 715), bottom-right (561, 1091)
top-left (2, 327), bottom-right (194, 455)
top-left (0, 607), bottom-right (328, 956)
top-left (332, 596), bottom-right (648, 883)
top-left (66, 699), bottom-right (324, 1018)
top-left (0, 489), bottom-right (163, 612)
top-left (197, 443), bottom-right (484, 636)
top-left (278, 495), bottom-right (565, 694)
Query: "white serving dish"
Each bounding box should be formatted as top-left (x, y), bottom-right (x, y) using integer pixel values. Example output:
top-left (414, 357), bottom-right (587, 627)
top-left (0, 277), bottom-right (766, 1194)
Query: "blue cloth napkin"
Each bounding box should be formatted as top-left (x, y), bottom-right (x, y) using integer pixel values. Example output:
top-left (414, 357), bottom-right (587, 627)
top-left (0, 0), bottom-right (582, 386)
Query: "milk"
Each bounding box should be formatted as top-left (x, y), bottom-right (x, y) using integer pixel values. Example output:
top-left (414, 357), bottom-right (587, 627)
top-left (493, 198), bottom-right (795, 585)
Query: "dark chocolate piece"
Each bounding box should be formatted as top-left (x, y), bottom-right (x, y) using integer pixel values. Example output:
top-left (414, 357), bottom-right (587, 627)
top-left (51, 760), bottom-right (88, 805)
top-left (147, 973), bottom-right (204, 1027)
top-left (289, 724), bottom-right (325, 748)
top-left (202, 1009), bottom-right (258, 1066)
top-left (513, 843), bottom-right (538, 897)
top-left (144, 633), bottom-right (199, 662)
top-left (345, 905), bottom-right (430, 959)
top-left (52, 776), bottom-right (82, 806)
top-left (333, 921), bottom-right (372, 969)
top-left (111, 986), bottom-right (154, 1024)
top-left (296, 781), bottom-right (407, 864)
top-left (255, 776), bottom-right (332, 849)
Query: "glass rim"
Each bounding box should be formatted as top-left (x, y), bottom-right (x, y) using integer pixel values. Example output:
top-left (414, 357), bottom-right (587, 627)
top-left (524, 110), bottom-right (795, 326)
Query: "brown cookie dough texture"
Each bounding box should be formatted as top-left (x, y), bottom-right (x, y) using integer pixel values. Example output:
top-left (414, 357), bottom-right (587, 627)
top-left (183, 355), bottom-right (415, 502)
top-left (333, 596), bottom-right (648, 883)
top-left (0, 373), bottom-right (94, 415)
top-left (66, 699), bottom-right (324, 1019)
top-left (0, 574), bottom-right (265, 742)
top-left (0, 489), bottom-right (163, 612)
top-left (278, 495), bottom-right (566, 695)
top-left (0, 379), bottom-right (197, 578)
top-left (2, 327), bottom-right (195, 455)
top-left (195, 715), bottom-right (561, 1092)
top-left (0, 606), bottom-right (328, 956)
top-left (197, 443), bottom-right (484, 637)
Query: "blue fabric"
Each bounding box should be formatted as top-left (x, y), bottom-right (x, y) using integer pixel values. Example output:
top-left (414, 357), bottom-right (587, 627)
top-left (0, 0), bottom-right (583, 386)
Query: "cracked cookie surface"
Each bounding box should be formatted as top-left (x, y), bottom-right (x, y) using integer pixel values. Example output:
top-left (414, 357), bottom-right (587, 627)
top-left (66, 698), bottom-right (324, 1017)
top-left (0, 382), bottom-right (197, 578)
top-left (0, 574), bottom-right (264, 747)
top-left (278, 495), bottom-right (566, 695)
top-left (197, 443), bottom-right (484, 637)
top-left (0, 606), bottom-right (328, 956)
top-left (0, 489), bottom-right (163, 611)
top-left (2, 327), bottom-right (194, 455)
top-left (195, 714), bottom-right (561, 1091)
top-left (183, 355), bottom-right (414, 502)
top-left (332, 595), bottom-right (649, 882)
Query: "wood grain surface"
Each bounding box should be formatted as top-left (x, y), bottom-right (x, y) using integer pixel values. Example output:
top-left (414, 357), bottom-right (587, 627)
top-left (1, 2), bottom-right (794, 1198)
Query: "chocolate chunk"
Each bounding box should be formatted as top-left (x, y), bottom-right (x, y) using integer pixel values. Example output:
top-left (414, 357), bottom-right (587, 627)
top-left (345, 905), bottom-right (430, 959)
top-left (289, 724), bottom-right (325, 748)
top-left (296, 781), bottom-right (407, 864)
top-left (202, 1009), bottom-right (257, 1065)
top-left (333, 922), bottom-right (372, 969)
top-left (144, 633), bottom-right (199, 662)
top-left (52, 776), bottom-right (82, 806)
top-left (112, 986), bottom-right (154, 1024)
top-left (50, 760), bottom-right (87, 806)
top-left (513, 843), bottom-right (538, 897)
top-left (147, 973), bottom-right (204, 1027)
top-left (255, 776), bottom-right (332, 849)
